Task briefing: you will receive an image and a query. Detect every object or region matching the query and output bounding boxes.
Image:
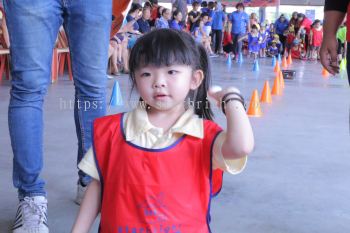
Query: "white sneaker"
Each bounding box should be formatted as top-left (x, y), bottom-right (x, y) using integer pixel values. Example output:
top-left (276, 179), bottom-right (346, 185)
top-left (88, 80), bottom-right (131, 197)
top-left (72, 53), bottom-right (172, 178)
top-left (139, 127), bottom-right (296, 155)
top-left (74, 182), bottom-right (87, 205)
top-left (12, 196), bottom-right (49, 233)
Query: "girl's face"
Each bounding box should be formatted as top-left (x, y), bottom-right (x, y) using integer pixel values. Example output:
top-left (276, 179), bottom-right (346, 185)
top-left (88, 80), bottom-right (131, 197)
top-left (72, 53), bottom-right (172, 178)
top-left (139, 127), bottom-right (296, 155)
top-left (135, 65), bottom-right (203, 111)
top-left (251, 28), bottom-right (258, 34)
top-left (175, 12), bottom-right (183, 21)
top-left (202, 16), bottom-right (209, 24)
top-left (163, 10), bottom-right (171, 20)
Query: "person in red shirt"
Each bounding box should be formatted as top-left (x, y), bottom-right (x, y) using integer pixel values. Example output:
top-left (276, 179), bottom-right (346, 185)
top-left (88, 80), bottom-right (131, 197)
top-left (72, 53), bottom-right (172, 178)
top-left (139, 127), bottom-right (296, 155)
top-left (149, 0), bottom-right (159, 27)
top-left (309, 20), bottom-right (323, 60)
top-left (296, 13), bottom-right (312, 51)
top-left (223, 22), bottom-right (234, 57)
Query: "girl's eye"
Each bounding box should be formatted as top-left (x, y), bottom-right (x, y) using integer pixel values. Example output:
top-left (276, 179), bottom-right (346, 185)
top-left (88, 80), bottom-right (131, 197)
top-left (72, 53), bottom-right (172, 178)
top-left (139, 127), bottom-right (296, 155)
top-left (140, 72), bottom-right (151, 77)
top-left (168, 70), bottom-right (178, 75)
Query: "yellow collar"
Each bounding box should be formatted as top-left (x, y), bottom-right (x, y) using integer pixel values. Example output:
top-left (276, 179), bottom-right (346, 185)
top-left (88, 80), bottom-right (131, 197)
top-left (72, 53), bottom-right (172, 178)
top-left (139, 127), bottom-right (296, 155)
top-left (124, 105), bottom-right (204, 141)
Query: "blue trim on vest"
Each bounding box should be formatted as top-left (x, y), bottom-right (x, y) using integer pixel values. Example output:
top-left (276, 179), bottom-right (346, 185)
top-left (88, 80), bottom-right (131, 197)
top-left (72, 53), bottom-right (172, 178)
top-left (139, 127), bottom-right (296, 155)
top-left (120, 112), bottom-right (187, 152)
top-left (91, 119), bottom-right (104, 233)
top-left (206, 130), bottom-right (224, 233)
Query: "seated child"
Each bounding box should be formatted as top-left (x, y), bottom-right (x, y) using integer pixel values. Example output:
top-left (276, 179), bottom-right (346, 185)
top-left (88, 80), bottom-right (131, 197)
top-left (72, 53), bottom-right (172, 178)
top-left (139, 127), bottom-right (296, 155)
top-left (267, 41), bottom-right (279, 57)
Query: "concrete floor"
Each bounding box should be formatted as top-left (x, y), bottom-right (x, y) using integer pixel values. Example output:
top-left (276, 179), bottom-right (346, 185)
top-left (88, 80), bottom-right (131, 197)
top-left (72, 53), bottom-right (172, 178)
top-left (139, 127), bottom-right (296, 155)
top-left (0, 57), bottom-right (350, 233)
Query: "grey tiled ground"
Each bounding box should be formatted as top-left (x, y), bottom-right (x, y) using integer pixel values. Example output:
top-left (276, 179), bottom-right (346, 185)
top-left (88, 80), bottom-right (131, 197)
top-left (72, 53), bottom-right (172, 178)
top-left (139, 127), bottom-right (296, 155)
top-left (1, 57), bottom-right (350, 233)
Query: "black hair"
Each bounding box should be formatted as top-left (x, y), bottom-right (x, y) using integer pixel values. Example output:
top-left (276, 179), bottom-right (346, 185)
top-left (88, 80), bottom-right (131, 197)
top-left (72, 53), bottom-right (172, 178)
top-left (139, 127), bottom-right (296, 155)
top-left (157, 6), bottom-right (163, 18)
top-left (172, 10), bottom-right (182, 20)
top-left (236, 2), bottom-right (244, 9)
top-left (208, 1), bottom-right (215, 9)
top-left (201, 1), bottom-right (208, 7)
top-left (128, 3), bottom-right (142, 15)
top-left (192, 1), bottom-right (200, 7)
top-left (161, 8), bottom-right (170, 16)
top-left (201, 12), bottom-right (209, 19)
top-left (297, 13), bottom-right (305, 18)
top-left (313, 19), bottom-right (321, 25)
top-left (251, 24), bottom-right (258, 30)
top-left (150, 0), bottom-right (158, 5)
top-left (144, 2), bottom-right (152, 8)
top-left (129, 29), bottom-right (214, 120)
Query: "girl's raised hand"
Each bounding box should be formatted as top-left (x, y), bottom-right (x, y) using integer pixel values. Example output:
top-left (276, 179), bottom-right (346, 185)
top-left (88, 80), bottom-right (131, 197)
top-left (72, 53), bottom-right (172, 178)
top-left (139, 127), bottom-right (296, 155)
top-left (208, 86), bottom-right (241, 107)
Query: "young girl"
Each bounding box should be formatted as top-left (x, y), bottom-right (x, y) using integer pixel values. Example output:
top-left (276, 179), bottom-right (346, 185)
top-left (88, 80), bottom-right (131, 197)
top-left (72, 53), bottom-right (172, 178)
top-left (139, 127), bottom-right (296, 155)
top-left (285, 25), bottom-right (296, 56)
top-left (267, 41), bottom-right (279, 57)
top-left (239, 24), bottom-right (260, 59)
top-left (309, 19), bottom-right (323, 60)
top-left (71, 29), bottom-right (254, 233)
top-left (259, 24), bottom-right (269, 57)
top-left (193, 13), bottom-right (216, 57)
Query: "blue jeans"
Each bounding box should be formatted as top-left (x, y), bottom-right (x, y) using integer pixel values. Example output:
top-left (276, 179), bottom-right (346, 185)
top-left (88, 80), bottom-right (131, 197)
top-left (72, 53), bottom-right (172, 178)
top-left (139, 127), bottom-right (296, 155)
top-left (4, 0), bottom-right (111, 199)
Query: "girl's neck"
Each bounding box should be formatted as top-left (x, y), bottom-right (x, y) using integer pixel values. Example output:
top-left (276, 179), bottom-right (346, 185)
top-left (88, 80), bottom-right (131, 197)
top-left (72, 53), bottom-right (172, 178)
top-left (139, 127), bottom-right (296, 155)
top-left (146, 104), bottom-right (186, 132)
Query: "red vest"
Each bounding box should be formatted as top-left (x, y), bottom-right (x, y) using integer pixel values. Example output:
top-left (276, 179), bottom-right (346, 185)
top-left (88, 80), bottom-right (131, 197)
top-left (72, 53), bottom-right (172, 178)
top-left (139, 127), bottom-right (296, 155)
top-left (93, 113), bottom-right (224, 233)
top-left (311, 28), bottom-right (323, 47)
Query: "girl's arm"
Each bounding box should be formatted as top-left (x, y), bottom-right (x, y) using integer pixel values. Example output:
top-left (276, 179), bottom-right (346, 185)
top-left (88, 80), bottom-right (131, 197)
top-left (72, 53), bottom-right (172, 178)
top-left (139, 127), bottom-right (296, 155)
top-left (309, 30), bottom-right (313, 45)
top-left (71, 180), bottom-right (101, 233)
top-left (237, 34), bottom-right (248, 42)
top-left (209, 87), bottom-right (254, 159)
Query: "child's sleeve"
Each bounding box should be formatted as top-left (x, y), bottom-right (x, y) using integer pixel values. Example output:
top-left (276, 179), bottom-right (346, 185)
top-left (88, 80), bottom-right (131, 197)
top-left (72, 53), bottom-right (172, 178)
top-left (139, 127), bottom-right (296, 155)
top-left (212, 132), bottom-right (247, 175)
top-left (78, 147), bottom-right (100, 181)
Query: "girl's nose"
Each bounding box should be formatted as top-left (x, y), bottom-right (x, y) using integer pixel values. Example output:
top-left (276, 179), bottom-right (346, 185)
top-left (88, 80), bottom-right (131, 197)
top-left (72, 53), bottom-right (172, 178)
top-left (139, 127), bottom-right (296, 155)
top-left (153, 77), bottom-right (166, 88)
top-left (153, 82), bottom-right (166, 88)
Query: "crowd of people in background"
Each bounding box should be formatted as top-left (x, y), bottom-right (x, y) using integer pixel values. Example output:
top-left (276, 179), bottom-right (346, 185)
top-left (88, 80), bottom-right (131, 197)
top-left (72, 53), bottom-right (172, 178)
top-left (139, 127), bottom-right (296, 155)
top-left (107, 0), bottom-right (347, 76)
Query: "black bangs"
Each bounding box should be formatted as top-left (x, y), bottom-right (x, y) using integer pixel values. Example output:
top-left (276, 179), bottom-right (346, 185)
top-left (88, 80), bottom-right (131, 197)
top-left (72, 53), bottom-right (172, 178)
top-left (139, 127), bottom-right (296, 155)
top-left (129, 29), bottom-right (200, 77)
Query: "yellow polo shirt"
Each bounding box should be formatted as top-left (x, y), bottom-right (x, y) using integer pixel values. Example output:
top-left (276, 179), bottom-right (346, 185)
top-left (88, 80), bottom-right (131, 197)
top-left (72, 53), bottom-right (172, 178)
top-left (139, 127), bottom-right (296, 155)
top-left (79, 106), bottom-right (247, 180)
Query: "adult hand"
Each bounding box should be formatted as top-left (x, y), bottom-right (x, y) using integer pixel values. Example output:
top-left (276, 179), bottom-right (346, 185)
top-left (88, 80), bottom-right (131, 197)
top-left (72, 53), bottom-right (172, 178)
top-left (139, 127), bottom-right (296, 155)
top-left (320, 35), bottom-right (339, 75)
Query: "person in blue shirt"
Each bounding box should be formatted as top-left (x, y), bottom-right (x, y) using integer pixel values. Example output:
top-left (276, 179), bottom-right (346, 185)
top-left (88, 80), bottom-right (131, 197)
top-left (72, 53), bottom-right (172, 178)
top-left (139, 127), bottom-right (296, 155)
top-left (228, 2), bottom-right (250, 57)
top-left (274, 14), bottom-right (289, 55)
top-left (206, 1), bottom-right (215, 27)
top-left (137, 7), bottom-right (151, 34)
top-left (201, 1), bottom-right (209, 14)
top-left (170, 10), bottom-right (184, 30)
top-left (211, 2), bottom-right (226, 54)
top-left (155, 8), bottom-right (171, 29)
top-left (126, 3), bottom-right (142, 32)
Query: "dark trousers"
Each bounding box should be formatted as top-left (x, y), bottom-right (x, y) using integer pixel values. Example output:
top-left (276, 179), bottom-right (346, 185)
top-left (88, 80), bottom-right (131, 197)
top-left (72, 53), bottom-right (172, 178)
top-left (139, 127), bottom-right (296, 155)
top-left (212, 29), bottom-right (223, 53)
top-left (278, 34), bottom-right (286, 55)
top-left (232, 33), bottom-right (244, 55)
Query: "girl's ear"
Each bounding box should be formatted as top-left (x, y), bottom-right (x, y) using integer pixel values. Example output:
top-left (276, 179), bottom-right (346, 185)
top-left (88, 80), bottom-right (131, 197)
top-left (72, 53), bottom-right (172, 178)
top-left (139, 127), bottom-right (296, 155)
top-left (190, 69), bottom-right (204, 90)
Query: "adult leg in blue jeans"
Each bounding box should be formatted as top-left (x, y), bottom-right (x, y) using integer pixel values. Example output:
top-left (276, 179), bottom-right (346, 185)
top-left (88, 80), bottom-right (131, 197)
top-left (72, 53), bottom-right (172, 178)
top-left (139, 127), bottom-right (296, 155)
top-left (4, 0), bottom-right (111, 232)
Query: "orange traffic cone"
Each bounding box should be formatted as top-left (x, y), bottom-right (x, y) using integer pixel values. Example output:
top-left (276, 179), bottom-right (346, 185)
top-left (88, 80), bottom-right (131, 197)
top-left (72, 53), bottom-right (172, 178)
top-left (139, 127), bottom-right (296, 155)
top-left (260, 81), bottom-right (272, 103)
top-left (322, 67), bottom-right (329, 77)
top-left (282, 55), bottom-right (288, 68)
top-left (247, 89), bottom-right (262, 117)
top-left (271, 76), bottom-right (281, 95)
top-left (279, 71), bottom-right (285, 89)
top-left (274, 61), bottom-right (280, 73)
top-left (287, 53), bottom-right (292, 65)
